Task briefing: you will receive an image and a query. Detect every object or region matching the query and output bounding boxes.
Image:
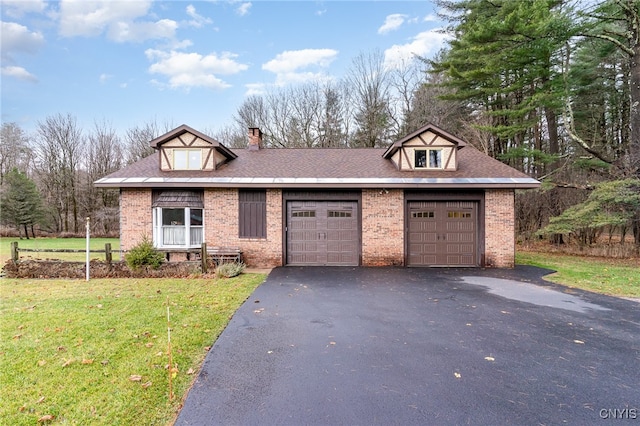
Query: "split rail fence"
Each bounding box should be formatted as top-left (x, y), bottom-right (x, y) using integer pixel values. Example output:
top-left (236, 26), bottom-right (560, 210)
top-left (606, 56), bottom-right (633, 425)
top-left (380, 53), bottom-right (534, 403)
top-left (9, 242), bottom-right (242, 274)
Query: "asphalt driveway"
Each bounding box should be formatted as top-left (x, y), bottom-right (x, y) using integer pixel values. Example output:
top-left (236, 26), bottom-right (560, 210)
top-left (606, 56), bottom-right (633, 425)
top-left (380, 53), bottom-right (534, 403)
top-left (175, 266), bottom-right (640, 425)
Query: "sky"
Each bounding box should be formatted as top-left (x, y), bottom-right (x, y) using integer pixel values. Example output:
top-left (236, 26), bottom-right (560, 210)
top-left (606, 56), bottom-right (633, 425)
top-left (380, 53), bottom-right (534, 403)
top-left (1, 0), bottom-right (449, 137)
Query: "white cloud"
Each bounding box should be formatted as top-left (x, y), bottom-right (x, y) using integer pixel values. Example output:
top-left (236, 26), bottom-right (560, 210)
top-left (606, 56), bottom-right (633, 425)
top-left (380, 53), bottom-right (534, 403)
top-left (2, 0), bottom-right (47, 18)
top-left (186, 4), bottom-right (212, 28)
top-left (2, 65), bottom-right (38, 82)
top-left (145, 49), bottom-right (249, 90)
top-left (99, 73), bottom-right (112, 84)
top-left (58, 0), bottom-right (176, 42)
top-left (236, 2), bottom-right (251, 16)
top-left (263, 49), bottom-right (337, 73)
top-left (262, 49), bottom-right (338, 86)
top-left (108, 19), bottom-right (177, 43)
top-left (423, 13), bottom-right (439, 23)
top-left (1, 21), bottom-right (45, 61)
top-left (383, 29), bottom-right (450, 69)
top-left (378, 14), bottom-right (407, 35)
top-left (245, 82), bottom-right (266, 96)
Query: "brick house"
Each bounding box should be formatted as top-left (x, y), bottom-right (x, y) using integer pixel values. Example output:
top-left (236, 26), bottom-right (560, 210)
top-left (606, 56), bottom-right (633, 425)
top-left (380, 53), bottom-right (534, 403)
top-left (95, 123), bottom-right (539, 268)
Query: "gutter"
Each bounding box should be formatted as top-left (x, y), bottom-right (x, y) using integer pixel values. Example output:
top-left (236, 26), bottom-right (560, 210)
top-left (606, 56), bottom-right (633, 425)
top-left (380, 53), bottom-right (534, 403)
top-left (95, 177), bottom-right (541, 190)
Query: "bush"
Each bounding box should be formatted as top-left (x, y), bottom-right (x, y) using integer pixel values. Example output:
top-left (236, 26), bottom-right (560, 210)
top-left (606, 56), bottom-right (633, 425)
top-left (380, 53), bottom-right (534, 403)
top-left (215, 262), bottom-right (246, 278)
top-left (125, 237), bottom-right (164, 270)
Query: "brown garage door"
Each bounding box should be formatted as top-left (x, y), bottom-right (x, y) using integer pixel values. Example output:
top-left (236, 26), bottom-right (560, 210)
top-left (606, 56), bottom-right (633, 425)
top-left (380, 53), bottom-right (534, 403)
top-left (408, 201), bottom-right (477, 266)
top-left (287, 201), bottom-right (359, 266)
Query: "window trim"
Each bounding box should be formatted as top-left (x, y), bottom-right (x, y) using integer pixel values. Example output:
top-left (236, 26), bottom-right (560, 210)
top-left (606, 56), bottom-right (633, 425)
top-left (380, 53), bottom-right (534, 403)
top-left (173, 149), bottom-right (202, 170)
top-left (152, 206), bottom-right (204, 249)
top-left (414, 148), bottom-right (444, 170)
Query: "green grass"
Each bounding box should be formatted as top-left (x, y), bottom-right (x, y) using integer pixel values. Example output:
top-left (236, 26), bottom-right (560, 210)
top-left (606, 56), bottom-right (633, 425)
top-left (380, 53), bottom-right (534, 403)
top-left (0, 237), bottom-right (121, 263)
top-left (0, 274), bottom-right (266, 425)
top-left (516, 251), bottom-right (640, 298)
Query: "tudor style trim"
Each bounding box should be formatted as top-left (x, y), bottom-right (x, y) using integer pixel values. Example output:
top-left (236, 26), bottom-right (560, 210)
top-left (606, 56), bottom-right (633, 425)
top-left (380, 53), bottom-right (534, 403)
top-left (149, 124), bottom-right (237, 160)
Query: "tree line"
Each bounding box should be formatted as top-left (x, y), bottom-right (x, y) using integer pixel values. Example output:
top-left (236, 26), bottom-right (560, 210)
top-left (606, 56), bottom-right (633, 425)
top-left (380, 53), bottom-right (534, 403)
top-left (1, 0), bottom-right (639, 249)
top-left (0, 116), bottom-right (173, 237)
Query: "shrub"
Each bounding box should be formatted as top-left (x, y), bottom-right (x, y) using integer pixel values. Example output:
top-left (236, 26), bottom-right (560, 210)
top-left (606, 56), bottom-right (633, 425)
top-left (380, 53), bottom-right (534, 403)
top-left (125, 236), bottom-right (164, 270)
top-left (215, 262), bottom-right (246, 278)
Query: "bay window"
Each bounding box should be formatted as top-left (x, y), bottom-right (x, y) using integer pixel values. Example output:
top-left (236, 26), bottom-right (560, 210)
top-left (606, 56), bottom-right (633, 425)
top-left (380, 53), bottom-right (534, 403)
top-left (152, 190), bottom-right (204, 249)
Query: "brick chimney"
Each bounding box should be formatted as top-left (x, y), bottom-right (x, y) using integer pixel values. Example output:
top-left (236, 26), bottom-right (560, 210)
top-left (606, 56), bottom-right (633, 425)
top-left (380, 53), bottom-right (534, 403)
top-left (248, 127), bottom-right (262, 150)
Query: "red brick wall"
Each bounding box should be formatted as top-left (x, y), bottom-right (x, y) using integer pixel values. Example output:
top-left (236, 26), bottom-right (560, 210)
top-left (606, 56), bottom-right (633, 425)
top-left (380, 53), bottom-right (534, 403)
top-left (361, 189), bottom-right (404, 266)
top-left (120, 188), bottom-right (153, 251)
top-left (203, 188), bottom-right (283, 268)
top-left (484, 189), bottom-right (515, 268)
top-left (118, 187), bottom-right (517, 268)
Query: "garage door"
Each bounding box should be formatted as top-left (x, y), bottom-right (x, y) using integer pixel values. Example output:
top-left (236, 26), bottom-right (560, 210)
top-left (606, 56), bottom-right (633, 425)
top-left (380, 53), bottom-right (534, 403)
top-left (408, 201), bottom-right (477, 266)
top-left (287, 201), bottom-right (359, 266)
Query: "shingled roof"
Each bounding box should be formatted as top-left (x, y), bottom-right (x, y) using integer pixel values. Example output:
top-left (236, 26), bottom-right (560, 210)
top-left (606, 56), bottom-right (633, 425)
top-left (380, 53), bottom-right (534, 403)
top-left (95, 144), bottom-right (539, 189)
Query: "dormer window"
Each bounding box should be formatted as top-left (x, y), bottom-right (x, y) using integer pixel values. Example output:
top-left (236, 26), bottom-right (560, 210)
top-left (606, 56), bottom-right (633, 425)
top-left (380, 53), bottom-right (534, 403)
top-left (174, 149), bottom-right (202, 170)
top-left (415, 149), bottom-right (443, 169)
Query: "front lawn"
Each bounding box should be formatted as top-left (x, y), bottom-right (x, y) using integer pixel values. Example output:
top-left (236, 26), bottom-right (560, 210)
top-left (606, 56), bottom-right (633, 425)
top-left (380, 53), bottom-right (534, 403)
top-left (0, 274), bottom-right (265, 425)
top-left (516, 251), bottom-right (640, 298)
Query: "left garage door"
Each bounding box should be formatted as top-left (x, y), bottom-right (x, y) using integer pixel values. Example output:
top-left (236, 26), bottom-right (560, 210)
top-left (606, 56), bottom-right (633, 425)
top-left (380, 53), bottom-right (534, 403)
top-left (286, 201), bottom-right (359, 266)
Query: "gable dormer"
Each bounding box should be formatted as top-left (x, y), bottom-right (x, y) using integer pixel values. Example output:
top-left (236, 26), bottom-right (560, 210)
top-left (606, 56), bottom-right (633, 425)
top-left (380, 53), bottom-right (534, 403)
top-left (382, 124), bottom-right (466, 171)
top-left (150, 124), bottom-right (237, 172)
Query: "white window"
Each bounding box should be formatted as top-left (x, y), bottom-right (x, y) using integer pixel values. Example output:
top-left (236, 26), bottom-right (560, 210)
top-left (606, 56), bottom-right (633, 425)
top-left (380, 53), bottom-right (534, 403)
top-left (173, 149), bottom-right (202, 170)
top-left (152, 207), bottom-right (203, 248)
top-left (415, 149), bottom-right (443, 169)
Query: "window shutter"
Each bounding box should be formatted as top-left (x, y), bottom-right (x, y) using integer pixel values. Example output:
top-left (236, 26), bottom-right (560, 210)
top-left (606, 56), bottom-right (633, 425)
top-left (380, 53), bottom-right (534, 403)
top-left (239, 190), bottom-right (266, 238)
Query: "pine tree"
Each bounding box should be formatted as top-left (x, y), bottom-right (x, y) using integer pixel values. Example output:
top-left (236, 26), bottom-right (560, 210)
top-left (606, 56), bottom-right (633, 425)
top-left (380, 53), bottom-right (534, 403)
top-left (1, 169), bottom-right (44, 238)
top-left (432, 0), bottom-right (571, 174)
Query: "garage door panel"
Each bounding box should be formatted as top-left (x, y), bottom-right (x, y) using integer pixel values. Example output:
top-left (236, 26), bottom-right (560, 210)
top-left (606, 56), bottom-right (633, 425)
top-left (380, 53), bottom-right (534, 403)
top-left (287, 200), bottom-right (359, 266)
top-left (446, 222), bottom-right (474, 232)
top-left (411, 254), bottom-right (437, 264)
top-left (408, 201), bottom-right (477, 266)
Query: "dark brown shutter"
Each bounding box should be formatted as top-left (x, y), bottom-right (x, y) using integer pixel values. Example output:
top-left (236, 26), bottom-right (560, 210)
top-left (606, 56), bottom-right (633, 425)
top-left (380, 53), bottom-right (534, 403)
top-left (239, 190), bottom-right (266, 238)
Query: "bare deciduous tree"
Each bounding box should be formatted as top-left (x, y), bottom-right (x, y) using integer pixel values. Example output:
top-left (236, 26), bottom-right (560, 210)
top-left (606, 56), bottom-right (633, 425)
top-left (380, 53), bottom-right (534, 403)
top-left (346, 50), bottom-right (393, 147)
top-left (0, 122), bottom-right (33, 184)
top-left (84, 120), bottom-right (123, 235)
top-left (35, 113), bottom-right (84, 233)
top-left (124, 119), bottom-right (174, 164)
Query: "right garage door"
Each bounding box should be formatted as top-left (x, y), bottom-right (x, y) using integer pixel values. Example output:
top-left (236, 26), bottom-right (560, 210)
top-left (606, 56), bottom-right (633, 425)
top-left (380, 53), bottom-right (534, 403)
top-left (408, 201), bottom-right (478, 266)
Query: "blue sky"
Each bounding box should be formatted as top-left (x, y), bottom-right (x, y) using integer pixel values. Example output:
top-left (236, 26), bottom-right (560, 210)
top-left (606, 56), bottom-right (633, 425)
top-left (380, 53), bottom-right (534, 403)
top-left (1, 0), bottom-right (448, 136)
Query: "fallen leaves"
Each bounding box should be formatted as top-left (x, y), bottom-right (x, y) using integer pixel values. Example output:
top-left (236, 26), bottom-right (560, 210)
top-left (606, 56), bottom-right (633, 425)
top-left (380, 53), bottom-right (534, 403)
top-left (573, 340), bottom-right (585, 344)
top-left (484, 356), bottom-right (495, 362)
top-left (129, 375), bottom-right (142, 382)
top-left (454, 372), bottom-right (462, 379)
top-left (61, 358), bottom-right (75, 368)
top-left (37, 414), bottom-right (54, 423)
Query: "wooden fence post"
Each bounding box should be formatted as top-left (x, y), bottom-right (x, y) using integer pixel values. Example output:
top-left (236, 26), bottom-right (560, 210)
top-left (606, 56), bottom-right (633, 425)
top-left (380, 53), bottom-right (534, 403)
top-left (11, 242), bottom-right (18, 262)
top-left (105, 243), bottom-right (112, 264)
top-left (201, 242), bottom-right (207, 274)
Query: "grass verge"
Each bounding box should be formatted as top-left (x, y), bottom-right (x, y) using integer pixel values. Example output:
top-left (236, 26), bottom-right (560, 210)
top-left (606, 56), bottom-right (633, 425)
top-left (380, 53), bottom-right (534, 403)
top-left (0, 237), bottom-right (121, 264)
top-left (0, 274), bottom-right (265, 425)
top-left (516, 251), bottom-right (640, 298)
